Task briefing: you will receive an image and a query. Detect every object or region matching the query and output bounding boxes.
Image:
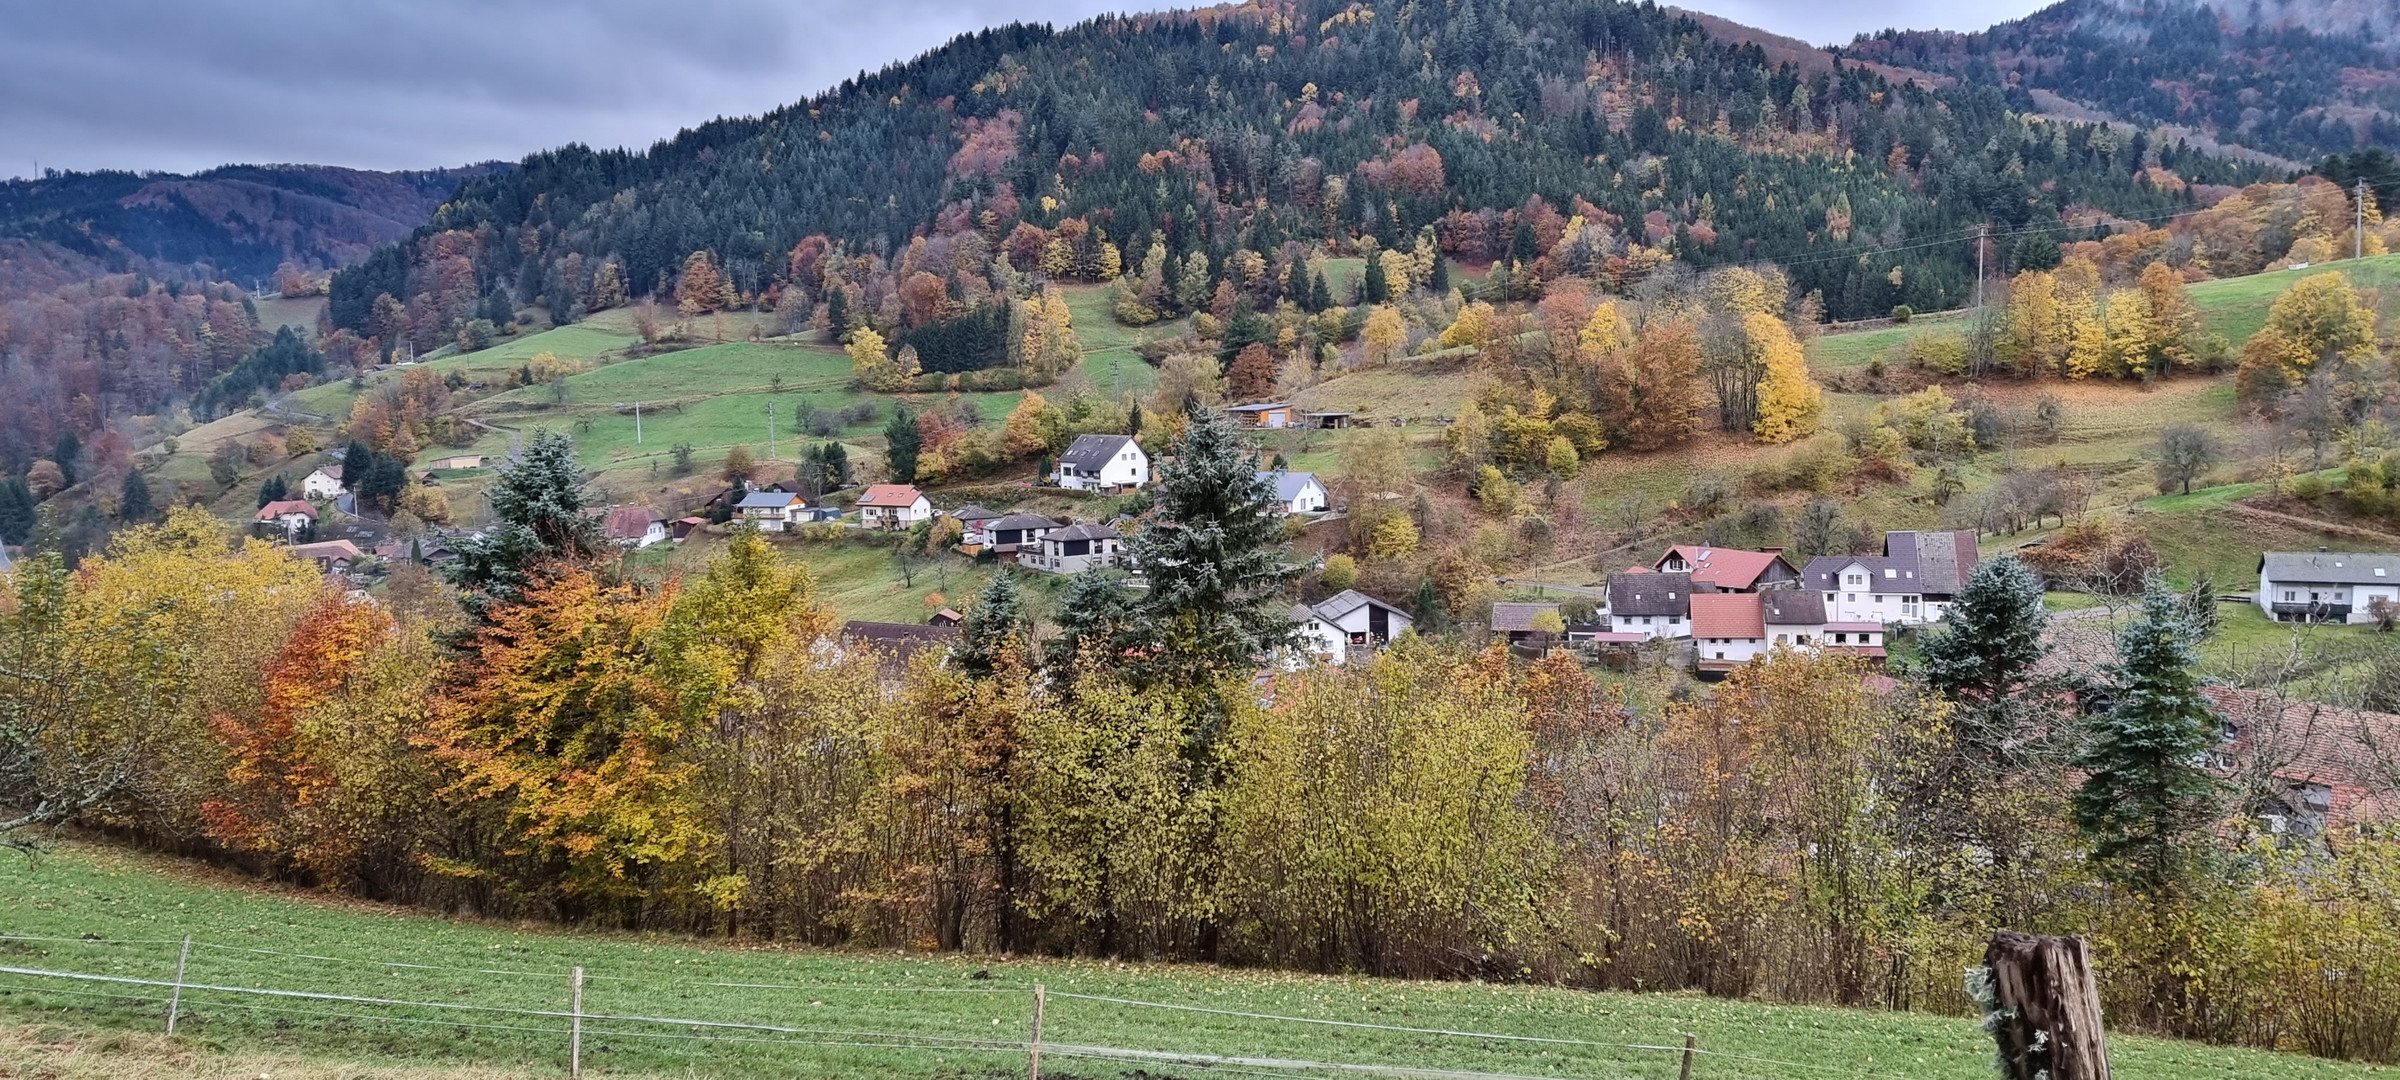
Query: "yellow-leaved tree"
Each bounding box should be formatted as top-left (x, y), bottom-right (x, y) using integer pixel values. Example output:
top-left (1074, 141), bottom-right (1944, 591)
top-left (1001, 390), bottom-right (1065, 460)
top-left (1362, 304), bottom-right (1407, 367)
top-left (2237, 271), bottom-right (2380, 401)
top-left (1748, 313), bottom-right (1823, 443)
top-left (848, 326), bottom-right (896, 390)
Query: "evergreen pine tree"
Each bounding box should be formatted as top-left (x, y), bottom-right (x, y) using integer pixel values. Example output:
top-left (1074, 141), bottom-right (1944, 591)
top-left (2073, 577), bottom-right (2226, 896)
top-left (1309, 269), bottom-right (1333, 312)
top-left (883, 405), bottom-right (921, 484)
top-left (443, 429), bottom-right (603, 615)
top-left (1412, 578), bottom-right (1448, 635)
top-left (1127, 404), bottom-right (1144, 439)
top-left (0, 476), bottom-right (32, 545)
top-left (51, 432), bottom-right (80, 486)
top-left (1918, 554), bottom-right (2056, 764)
top-left (1428, 254), bottom-right (1450, 294)
top-left (952, 571), bottom-right (1028, 679)
top-left (1124, 404), bottom-right (1304, 682)
top-left (1361, 254), bottom-right (1389, 304)
top-left (116, 469), bottom-right (153, 524)
top-left (1049, 569), bottom-right (1136, 670)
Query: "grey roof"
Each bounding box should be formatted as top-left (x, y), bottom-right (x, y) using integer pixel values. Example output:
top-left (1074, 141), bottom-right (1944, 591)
top-left (988, 512), bottom-right (1063, 532)
top-left (2259, 551), bottom-right (2400, 585)
top-left (1227, 401), bottom-right (1292, 412)
top-left (948, 504), bottom-right (1003, 522)
top-left (1256, 470), bottom-right (1324, 504)
top-left (736, 491), bottom-right (798, 509)
top-left (1490, 601), bottom-right (1560, 632)
top-left (1607, 571), bottom-right (1693, 617)
top-left (1047, 522), bottom-right (1120, 542)
top-left (1761, 589), bottom-right (1826, 625)
top-left (1304, 589), bottom-right (1404, 623)
top-left (1912, 530), bottom-right (1975, 595)
top-left (1800, 530), bottom-right (1979, 597)
top-left (1060, 433), bottom-right (1137, 469)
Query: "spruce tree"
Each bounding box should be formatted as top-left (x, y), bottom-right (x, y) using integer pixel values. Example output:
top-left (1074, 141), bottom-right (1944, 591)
top-left (952, 571), bottom-right (1028, 679)
top-left (1125, 404), bottom-right (1303, 681)
top-left (1361, 254), bottom-right (1389, 304)
top-left (116, 469), bottom-right (153, 524)
top-left (0, 475), bottom-right (34, 545)
top-left (1428, 253), bottom-right (1450, 294)
top-left (883, 405), bottom-right (921, 484)
top-left (1049, 569), bottom-right (1136, 669)
top-left (1309, 269), bottom-right (1333, 312)
top-left (1918, 554), bottom-right (2055, 764)
top-left (2073, 577), bottom-right (2226, 896)
top-left (443, 429), bottom-right (602, 615)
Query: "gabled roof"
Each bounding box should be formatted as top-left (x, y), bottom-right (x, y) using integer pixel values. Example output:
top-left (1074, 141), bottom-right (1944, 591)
top-left (1490, 601), bottom-right (1561, 632)
top-left (858, 484), bottom-right (926, 506)
top-left (1655, 544), bottom-right (1795, 590)
top-left (604, 505), bottom-right (665, 538)
top-left (1608, 571), bottom-right (1692, 617)
top-left (309, 464), bottom-right (343, 480)
top-left (1059, 433), bottom-right (1137, 469)
top-left (736, 491), bottom-right (800, 509)
top-left (1690, 593), bottom-right (1765, 639)
top-left (948, 503), bottom-right (1004, 522)
top-left (1047, 522), bottom-right (1121, 542)
top-left (1911, 530), bottom-right (1978, 595)
top-left (1301, 589), bottom-right (1407, 624)
top-left (2259, 551), bottom-right (2400, 586)
top-left (2208, 685), bottom-right (2400, 825)
top-left (1761, 590), bottom-right (1826, 625)
top-left (988, 512), bottom-right (1063, 532)
top-left (1255, 470), bottom-right (1324, 504)
top-left (1226, 401), bottom-right (1293, 413)
top-left (285, 539), bottom-right (363, 562)
top-left (256, 499), bottom-right (317, 521)
top-left (1801, 530), bottom-right (1978, 595)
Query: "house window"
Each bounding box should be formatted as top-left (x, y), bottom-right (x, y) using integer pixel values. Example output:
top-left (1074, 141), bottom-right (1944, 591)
top-left (1874, 595), bottom-right (1884, 604)
top-left (1846, 594), bottom-right (1856, 603)
top-left (1775, 634), bottom-right (1788, 643)
top-left (1714, 651), bottom-right (1725, 660)
top-left (1833, 633), bottom-right (1847, 643)
top-left (2284, 591), bottom-right (2296, 602)
top-left (1641, 616), bottom-right (1652, 625)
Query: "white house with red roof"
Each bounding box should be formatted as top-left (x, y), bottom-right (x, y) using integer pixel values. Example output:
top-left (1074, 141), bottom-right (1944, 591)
top-left (255, 499), bottom-right (318, 538)
top-left (300, 465), bottom-right (346, 500)
top-left (1690, 590), bottom-right (1892, 675)
top-left (857, 484), bottom-right (933, 529)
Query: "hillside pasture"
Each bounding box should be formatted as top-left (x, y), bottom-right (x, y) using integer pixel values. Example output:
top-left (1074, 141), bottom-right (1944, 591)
top-left (0, 842), bottom-right (2378, 1080)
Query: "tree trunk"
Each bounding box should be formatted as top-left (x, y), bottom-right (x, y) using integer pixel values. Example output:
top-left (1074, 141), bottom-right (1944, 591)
top-left (1983, 931), bottom-right (2111, 1080)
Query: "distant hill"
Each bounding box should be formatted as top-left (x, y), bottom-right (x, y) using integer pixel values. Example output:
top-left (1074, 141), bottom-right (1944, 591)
top-left (1843, 0), bottom-right (2400, 162)
top-left (0, 163), bottom-right (501, 292)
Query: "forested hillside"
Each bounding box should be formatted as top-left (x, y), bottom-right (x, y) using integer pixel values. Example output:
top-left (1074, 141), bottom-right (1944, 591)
top-left (327, 0), bottom-right (2262, 359)
top-left (1846, 0), bottom-right (2400, 162)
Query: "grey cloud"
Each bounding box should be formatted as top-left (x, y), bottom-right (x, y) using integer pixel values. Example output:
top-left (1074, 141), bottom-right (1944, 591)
top-left (0, 0), bottom-right (2047, 177)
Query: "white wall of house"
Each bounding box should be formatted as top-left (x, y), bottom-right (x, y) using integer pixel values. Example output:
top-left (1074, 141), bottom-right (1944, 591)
top-left (300, 469), bottom-right (345, 500)
top-left (1023, 534), bottom-right (1121, 574)
top-left (742, 506), bottom-right (798, 532)
top-left (1609, 613), bottom-right (1689, 640)
top-left (1057, 443), bottom-right (1149, 491)
top-left (2259, 577), bottom-right (2400, 623)
top-left (1283, 477), bottom-right (1327, 513)
top-left (1292, 604), bottom-right (1414, 665)
top-left (1696, 635), bottom-right (1767, 665)
top-left (862, 497), bottom-right (933, 528)
top-left (1819, 562), bottom-right (1932, 624)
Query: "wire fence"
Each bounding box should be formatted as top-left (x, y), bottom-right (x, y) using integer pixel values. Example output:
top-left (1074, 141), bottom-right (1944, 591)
top-left (0, 933), bottom-right (1928, 1080)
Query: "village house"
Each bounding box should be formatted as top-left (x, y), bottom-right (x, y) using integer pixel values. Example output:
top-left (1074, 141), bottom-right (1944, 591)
top-left (1022, 522), bottom-right (1123, 574)
top-left (1691, 593), bottom-right (1769, 673)
top-left (1225, 402), bottom-right (1297, 428)
top-left (1801, 529), bottom-right (1980, 625)
top-left (1256, 470), bottom-right (1329, 514)
top-left (1653, 544), bottom-right (1799, 592)
top-left (1053, 434), bottom-right (1148, 492)
top-left (857, 484), bottom-right (933, 529)
top-left (840, 620), bottom-right (959, 675)
top-left (1490, 601), bottom-right (1563, 646)
top-left (982, 513), bottom-right (1062, 558)
top-left (1287, 589), bottom-right (1415, 665)
top-left (1606, 570), bottom-right (1692, 640)
top-left (284, 539), bottom-right (364, 574)
top-left (603, 506), bottom-right (668, 548)
top-left (2256, 551), bottom-right (2400, 624)
top-left (300, 465), bottom-right (346, 500)
top-left (2208, 686), bottom-right (2400, 832)
top-left (255, 499), bottom-right (318, 539)
top-left (1689, 590), bottom-right (1890, 675)
top-left (735, 490), bottom-right (805, 531)
top-left (946, 504), bottom-right (1005, 546)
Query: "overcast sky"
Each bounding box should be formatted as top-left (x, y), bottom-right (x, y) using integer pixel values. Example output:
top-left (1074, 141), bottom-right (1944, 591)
top-left (1, 0), bottom-right (2051, 178)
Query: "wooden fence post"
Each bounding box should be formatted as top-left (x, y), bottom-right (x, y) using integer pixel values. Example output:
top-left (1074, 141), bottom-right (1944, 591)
top-left (1983, 931), bottom-right (2110, 1080)
top-left (569, 965), bottom-right (585, 1079)
top-left (164, 934), bottom-right (191, 1036)
top-left (1027, 983), bottom-right (1046, 1080)
top-left (1677, 1033), bottom-right (1695, 1080)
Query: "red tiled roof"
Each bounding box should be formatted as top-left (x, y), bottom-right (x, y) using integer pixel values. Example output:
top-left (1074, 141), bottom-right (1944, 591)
top-left (1657, 544), bottom-right (1793, 590)
top-left (858, 484), bottom-right (924, 506)
top-left (256, 499), bottom-right (317, 520)
top-left (2207, 686), bottom-right (2400, 825)
top-left (1689, 592), bottom-right (1765, 639)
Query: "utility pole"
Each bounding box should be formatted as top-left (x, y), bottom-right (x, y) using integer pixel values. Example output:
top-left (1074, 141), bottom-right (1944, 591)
top-left (765, 400), bottom-right (775, 461)
top-left (1975, 223), bottom-right (1989, 311)
top-left (634, 400), bottom-right (642, 444)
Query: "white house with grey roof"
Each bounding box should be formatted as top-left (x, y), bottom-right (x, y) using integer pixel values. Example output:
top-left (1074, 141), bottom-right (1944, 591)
top-left (1607, 570), bottom-right (1693, 639)
top-left (1022, 522), bottom-right (1124, 574)
top-left (1286, 589), bottom-right (1414, 665)
top-left (1800, 529), bottom-right (1979, 626)
top-left (735, 490), bottom-right (805, 531)
top-left (1256, 470), bottom-right (1328, 514)
top-left (1053, 434), bottom-right (1148, 492)
top-left (2258, 551), bottom-right (2400, 624)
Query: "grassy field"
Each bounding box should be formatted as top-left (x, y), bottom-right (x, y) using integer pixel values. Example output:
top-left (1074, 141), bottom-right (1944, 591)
top-left (0, 843), bottom-right (2382, 1080)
